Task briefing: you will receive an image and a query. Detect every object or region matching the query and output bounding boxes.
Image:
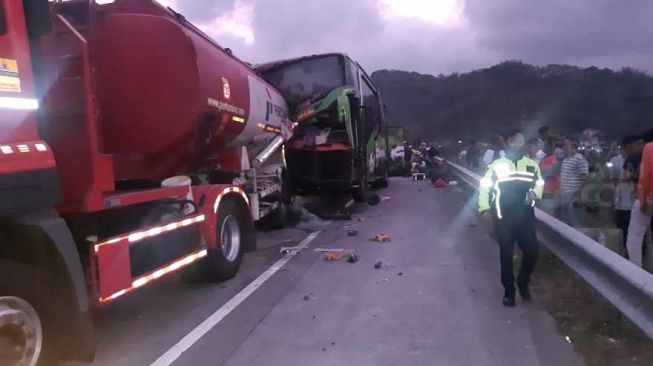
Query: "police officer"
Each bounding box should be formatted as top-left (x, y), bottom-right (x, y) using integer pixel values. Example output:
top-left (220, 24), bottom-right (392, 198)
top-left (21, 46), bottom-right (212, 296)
top-left (478, 129), bottom-right (544, 307)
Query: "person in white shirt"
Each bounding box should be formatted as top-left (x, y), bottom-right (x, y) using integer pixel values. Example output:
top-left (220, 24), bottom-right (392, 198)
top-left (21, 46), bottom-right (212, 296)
top-left (480, 133), bottom-right (506, 172)
top-left (560, 138), bottom-right (589, 227)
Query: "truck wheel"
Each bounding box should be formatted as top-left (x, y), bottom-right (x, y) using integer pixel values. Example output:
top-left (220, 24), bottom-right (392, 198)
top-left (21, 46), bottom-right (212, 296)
top-left (201, 198), bottom-right (251, 281)
top-left (0, 261), bottom-right (57, 366)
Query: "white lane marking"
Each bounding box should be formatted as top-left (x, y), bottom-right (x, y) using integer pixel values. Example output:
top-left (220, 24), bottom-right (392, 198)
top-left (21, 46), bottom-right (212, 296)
top-left (150, 231), bottom-right (322, 366)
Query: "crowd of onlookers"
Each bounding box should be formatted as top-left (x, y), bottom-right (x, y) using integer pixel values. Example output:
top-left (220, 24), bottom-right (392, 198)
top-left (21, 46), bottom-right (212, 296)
top-left (464, 126), bottom-right (653, 268)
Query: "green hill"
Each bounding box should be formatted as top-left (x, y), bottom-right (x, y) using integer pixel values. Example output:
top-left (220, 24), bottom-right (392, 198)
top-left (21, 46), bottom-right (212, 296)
top-left (371, 61), bottom-right (653, 141)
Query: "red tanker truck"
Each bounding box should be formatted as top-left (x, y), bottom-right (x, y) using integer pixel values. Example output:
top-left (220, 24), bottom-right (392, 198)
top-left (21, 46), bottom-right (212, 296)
top-left (0, 0), bottom-right (292, 364)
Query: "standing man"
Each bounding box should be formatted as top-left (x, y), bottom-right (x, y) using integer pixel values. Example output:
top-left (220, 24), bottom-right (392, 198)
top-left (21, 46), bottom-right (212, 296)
top-left (479, 129), bottom-right (544, 307)
top-left (559, 138), bottom-right (589, 227)
top-left (626, 129), bottom-right (653, 266)
top-left (612, 135), bottom-right (643, 256)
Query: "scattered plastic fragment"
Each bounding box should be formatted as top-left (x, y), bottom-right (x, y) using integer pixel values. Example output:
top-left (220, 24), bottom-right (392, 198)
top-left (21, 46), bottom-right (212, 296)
top-left (370, 234), bottom-right (391, 242)
top-left (449, 180), bottom-right (459, 186)
top-left (565, 336), bottom-right (572, 344)
top-left (397, 272), bottom-right (403, 276)
top-left (374, 261), bottom-right (383, 269)
top-left (347, 254), bottom-right (359, 263)
top-left (280, 243), bottom-right (308, 254)
top-left (324, 252), bottom-right (347, 261)
top-left (434, 178), bottom-right (448, 187)
top-left (381, 196), bottom-right (391, 201)
top-left (347, 230), bottom-right (358, 237)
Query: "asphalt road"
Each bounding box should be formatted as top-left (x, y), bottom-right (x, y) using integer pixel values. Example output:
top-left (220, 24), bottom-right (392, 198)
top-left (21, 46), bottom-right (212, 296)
top-left (63, 177), bottom-right (583, 366)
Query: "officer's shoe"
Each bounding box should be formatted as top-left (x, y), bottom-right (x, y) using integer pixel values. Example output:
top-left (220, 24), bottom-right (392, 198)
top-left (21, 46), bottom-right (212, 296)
top-left (518, 284), bottom-right (531, 301)
top-left (502, 296), bottom-right (516, 307)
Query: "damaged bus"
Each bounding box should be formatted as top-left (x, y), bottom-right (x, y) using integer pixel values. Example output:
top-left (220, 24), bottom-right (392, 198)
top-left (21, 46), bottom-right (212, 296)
top-left (257, 53), bottom-right (389, 202)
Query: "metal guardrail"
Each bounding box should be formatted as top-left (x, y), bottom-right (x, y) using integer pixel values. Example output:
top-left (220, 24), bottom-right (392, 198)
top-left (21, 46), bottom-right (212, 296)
top-left (444, 159), bottom-right (653, 339)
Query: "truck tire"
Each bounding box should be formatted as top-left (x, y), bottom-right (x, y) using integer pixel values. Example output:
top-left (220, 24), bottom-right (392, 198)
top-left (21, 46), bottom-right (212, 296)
top-left (200, 198), bottom-right (250, 281)
top-left (0, 260), bottom-right (60, 366)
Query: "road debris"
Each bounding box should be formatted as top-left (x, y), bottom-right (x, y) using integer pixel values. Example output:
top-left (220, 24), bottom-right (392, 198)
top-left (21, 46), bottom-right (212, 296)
top-left (293, 206), bottom-right (331, 231)
top-left (352, 216), bottom-right (366, 222)
top-left (347, 230), bottom-right (358, 236)
top-left (434, 178), bottom-right (448, 187)
top-left (374, 261), bottom-right (383, 269)
top-left (280, 244), bottom-right (308, 254)
top-left (347, 254), bottom-right (359, 263)
top-left (449, 180), bottom-right (459, 186)
top-left (370, 234), bottom-right (391, 242)
top-left (381, 196), bottom-right (391, 201)
top-left (303, 295), bottom-right (310, 301)
top-left (397, 272), bottom-right (403, 276)
top-left (313, 248), bottom-right (350, 253)
top-left (324, 252), bottom-right (348, 261)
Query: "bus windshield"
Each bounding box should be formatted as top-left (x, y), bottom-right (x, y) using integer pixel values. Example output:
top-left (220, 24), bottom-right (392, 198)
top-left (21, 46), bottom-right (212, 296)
top-left (260, 55), bottom-right (345, 107)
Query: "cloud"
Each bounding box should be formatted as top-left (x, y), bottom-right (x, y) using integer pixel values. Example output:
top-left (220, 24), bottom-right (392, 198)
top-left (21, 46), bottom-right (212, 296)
top-left (156, 0), bottom-right (653, 75)
top-left (195, 1), bottom-right (255, 45)
top-left (465, 0), bottom-right (653, 69)
top-left (175, 0), bottom-right (237, 23)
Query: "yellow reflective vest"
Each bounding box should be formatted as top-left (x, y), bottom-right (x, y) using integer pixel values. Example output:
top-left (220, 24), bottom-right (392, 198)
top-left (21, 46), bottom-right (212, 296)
top-left (478, 156), bottom-right (544, 218)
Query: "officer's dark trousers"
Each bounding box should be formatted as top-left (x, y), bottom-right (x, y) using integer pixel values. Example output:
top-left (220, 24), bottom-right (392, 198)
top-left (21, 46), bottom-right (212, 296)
top-left (495, 210), bottom-right (539, 297)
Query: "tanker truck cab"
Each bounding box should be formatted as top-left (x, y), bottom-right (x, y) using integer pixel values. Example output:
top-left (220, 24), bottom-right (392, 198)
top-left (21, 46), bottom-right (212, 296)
top-left (0, 1), bottom-right (291, 364)
top-left (257, 53), bottom-right (390, 202)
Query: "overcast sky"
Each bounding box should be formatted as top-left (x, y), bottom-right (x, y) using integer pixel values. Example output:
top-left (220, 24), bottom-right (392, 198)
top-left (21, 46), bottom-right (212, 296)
top-left (154, 0), bottom-right (653, 76)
